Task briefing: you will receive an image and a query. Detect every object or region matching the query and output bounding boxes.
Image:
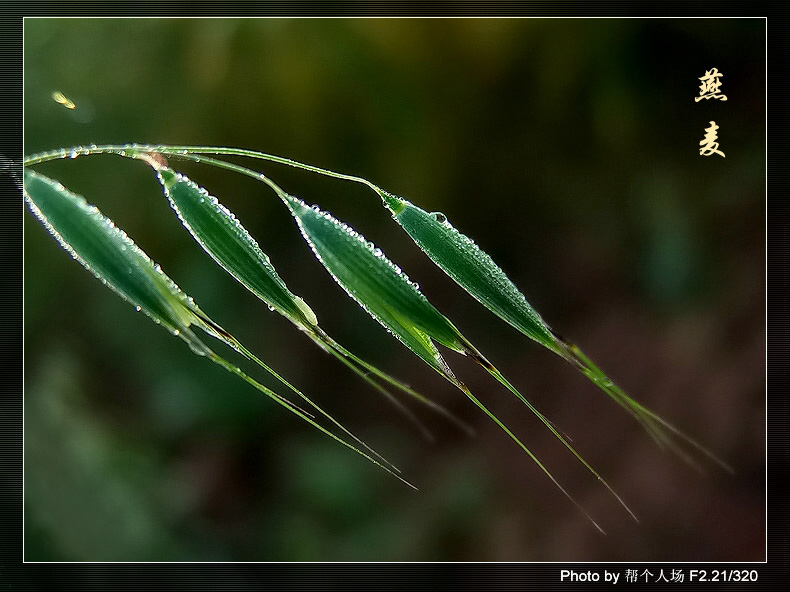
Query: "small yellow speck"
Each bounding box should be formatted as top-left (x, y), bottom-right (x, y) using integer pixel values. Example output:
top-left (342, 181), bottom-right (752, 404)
top-left (51, 91), bottom-right (76, 110)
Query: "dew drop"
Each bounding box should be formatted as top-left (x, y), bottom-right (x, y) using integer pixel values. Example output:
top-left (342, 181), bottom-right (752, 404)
top-left (432, 212), bottom-right (447, 224)
top-left (187, 340), bottom-right (208, 357)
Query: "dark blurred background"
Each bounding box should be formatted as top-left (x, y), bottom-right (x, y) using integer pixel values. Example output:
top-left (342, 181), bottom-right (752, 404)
top-left (23, 18), bottom-right (764, 561)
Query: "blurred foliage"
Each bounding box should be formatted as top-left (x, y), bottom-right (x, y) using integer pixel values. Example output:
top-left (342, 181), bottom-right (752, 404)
top-left (24, 18), bottom-right (764, 561)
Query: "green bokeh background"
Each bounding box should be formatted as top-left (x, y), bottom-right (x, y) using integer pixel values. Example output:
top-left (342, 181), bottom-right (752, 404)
top-left (24, 18), bottom-right (765, 561)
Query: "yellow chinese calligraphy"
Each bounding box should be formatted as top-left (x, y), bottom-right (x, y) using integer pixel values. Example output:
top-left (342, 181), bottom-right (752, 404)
top-left (695, 68), bottom-right (727, 102)
top-left (699, 121), bottom-right (725, 157)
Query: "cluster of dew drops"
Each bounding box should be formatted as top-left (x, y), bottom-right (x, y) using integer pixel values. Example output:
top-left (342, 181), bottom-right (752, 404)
top-left (298, 199), bottom-right (423, 294)
top-left (423, 203), bottom-right (538, 319)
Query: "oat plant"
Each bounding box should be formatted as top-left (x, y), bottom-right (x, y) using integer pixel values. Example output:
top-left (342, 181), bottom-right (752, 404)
top-left (22, 143), bottom-right (732, 532)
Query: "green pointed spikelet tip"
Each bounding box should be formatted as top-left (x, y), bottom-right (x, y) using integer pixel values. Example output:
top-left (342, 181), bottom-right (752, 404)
top-left (380, 190), bottom-right (406, 215)
top-left (156, 166), bottom-right (178, 189)
top-left (282, 192), bottom-right (309, 215)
